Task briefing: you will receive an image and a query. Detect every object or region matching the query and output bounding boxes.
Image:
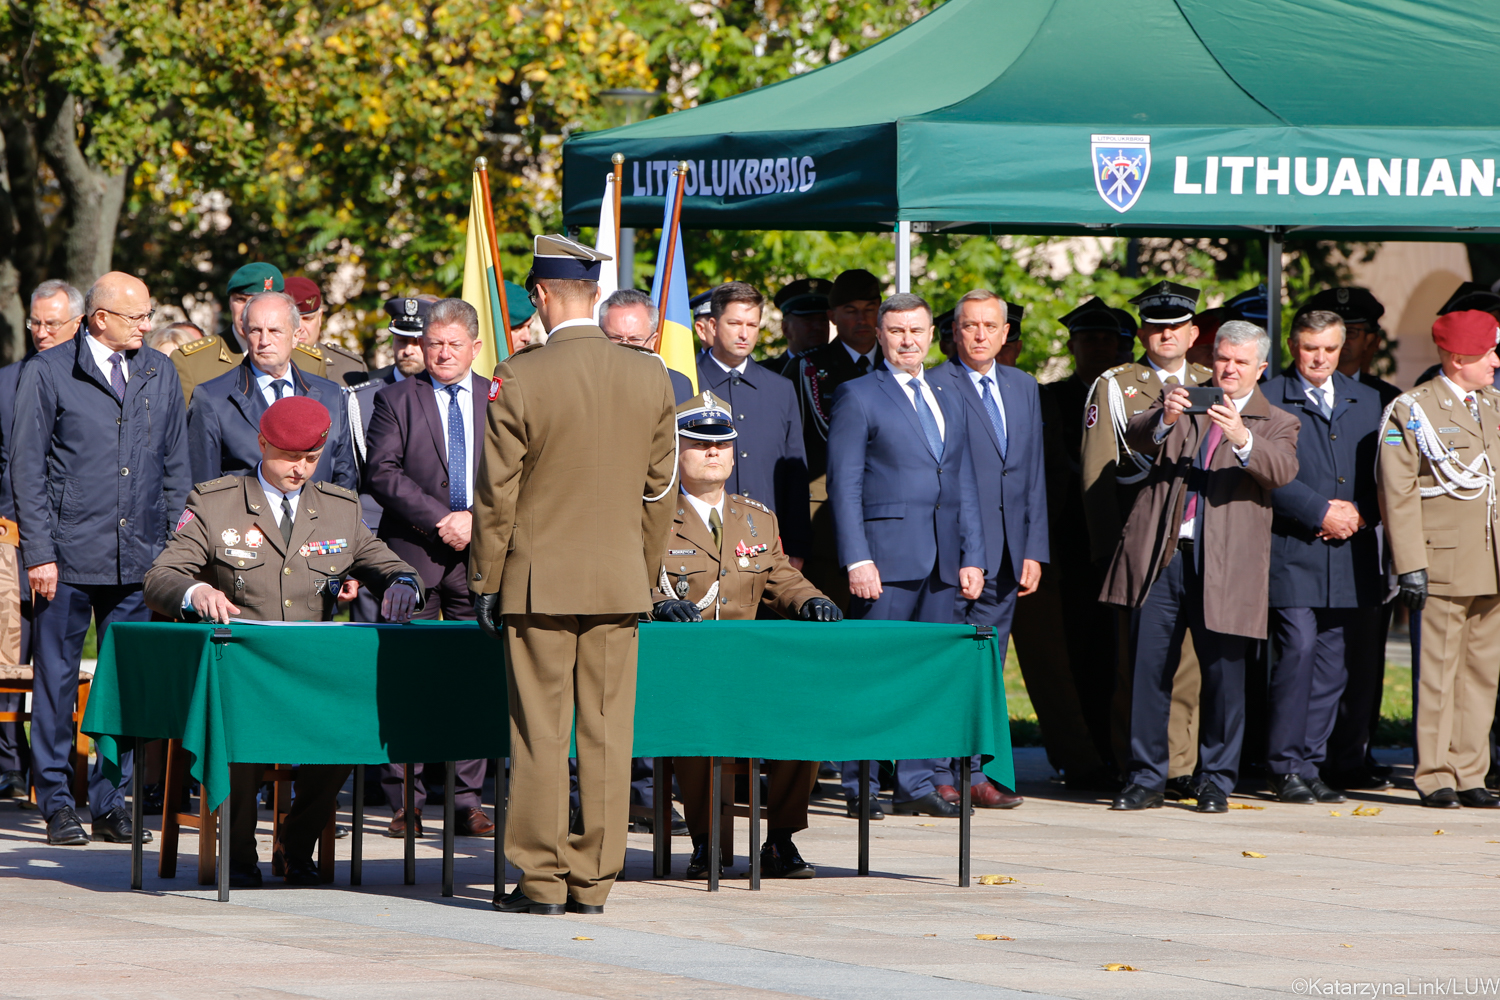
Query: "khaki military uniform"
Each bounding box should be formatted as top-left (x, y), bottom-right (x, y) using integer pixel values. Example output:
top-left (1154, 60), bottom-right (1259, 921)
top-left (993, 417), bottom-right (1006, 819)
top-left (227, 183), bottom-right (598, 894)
top-left (143, 473), bottom-right (419, 866)
top-left (1378, 379), bottom-right (1500, 796)
top-left (1081, 359), bottom-right (1212, 780)
top-left (470, 323), bottom-right (677, 909)
top-left (654, 494), bottom-right (824, 841)
top-left (172, 331), bottom-right (334, 406)
top-left (314, 341), bottom-right (368, 387)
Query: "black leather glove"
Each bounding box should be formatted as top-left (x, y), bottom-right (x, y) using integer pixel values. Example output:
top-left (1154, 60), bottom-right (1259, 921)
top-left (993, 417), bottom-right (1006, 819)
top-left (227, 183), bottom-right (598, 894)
top-left (1397, 569), bottom-right (1428, 612)
top-left (652, 599), bottom-right (702, 623)
top-left (798, 597), bottom-right (843, 622)
top-left (475, 592), bottom-right (502, 640)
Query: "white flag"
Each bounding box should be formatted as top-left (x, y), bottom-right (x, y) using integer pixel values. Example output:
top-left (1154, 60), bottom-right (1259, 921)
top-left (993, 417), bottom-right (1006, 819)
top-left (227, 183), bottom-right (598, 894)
top-left (593, 172), bottom-right (618, 322)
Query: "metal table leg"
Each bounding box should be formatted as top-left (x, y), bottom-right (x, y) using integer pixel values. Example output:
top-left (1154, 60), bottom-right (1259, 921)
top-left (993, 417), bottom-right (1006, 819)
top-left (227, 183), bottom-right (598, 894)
top-left (131, 737), bottom-right (144, 891)
top-left (857, 760), bottom-right (871, 877)
top-left (351, 765), bottom-right (364, 886)
top-left (217, 797), bottom-right (229, 902)
top-left (652, 757), bottom-right (668, 878)
top-left (492, 758), bottom-right (507, 901)
top-left (403, 765), bottom-right (415, 886)
top-left (442, 762), bottom-right (455, 897)
top-left (748, 758), bottom-right (761, 890)
top-left (708, 757), bottom-right (720, 892)
top-left (959, 756), bottom-right (972, 888)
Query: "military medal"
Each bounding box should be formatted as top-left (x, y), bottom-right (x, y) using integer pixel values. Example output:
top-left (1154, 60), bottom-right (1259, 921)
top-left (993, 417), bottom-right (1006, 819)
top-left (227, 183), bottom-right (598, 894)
top-left (299, 538), bottom-right (348, 557)
top-left (1123, 386), bottom-right (1138, 397)
top-left (245, 527), bottom-right (264, 549)
top-left (734, 540), bottom-right (767, 570)
top-left (221, 528), bottom-right (240, 546)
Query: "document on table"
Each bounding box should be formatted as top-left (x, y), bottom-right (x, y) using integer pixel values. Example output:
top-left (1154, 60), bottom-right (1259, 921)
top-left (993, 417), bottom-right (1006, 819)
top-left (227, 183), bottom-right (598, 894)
top-left (227, 618), bottom-right (390, 627)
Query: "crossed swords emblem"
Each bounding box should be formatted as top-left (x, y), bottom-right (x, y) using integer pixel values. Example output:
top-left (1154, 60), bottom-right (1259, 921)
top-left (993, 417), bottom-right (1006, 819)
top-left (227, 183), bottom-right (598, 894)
top-left (1099, 151), bottom-right (1145, 205)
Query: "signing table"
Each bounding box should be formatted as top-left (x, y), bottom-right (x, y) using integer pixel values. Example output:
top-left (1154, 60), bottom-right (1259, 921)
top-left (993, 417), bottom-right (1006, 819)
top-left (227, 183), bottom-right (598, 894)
top-left (83, 619), bottom-right (1011, 900)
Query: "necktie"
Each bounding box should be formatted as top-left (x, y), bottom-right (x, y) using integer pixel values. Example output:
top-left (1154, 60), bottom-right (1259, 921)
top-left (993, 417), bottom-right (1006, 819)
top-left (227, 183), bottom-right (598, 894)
top-left (279, 496), bottom-right (294, 546)
top-left (910, 378), bottom-right (944, 461)
top-left (708, 507), bottom-right (723, 550)
top-left (1466, 393), bottom-right (1481, 424)
top-left (854, 355), bottom-right (870, 374)
top-left (1309, 387), bottom-right (1331, 419)
top-left (445, 384), bottom-right (467, 511)
top-left (977, 375), bottom-right (1008, 460)
top-left (272, 380), bottom-right (288, 400)
top-left (1182, 423), bottom-right (1225, 527)
top-left (1164, 374), bottom-right (1180, 386)
top-left (108, 352), bottom-right (126, 399)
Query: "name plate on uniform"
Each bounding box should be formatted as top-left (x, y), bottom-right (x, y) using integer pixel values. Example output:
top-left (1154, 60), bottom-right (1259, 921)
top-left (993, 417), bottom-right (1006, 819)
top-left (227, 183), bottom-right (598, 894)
top-left (224, 548), bottom-right (258, 560)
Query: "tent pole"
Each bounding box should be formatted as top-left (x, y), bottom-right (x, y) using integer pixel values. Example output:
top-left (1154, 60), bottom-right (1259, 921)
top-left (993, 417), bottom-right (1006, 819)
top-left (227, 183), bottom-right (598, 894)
top-left (1266, 229), bottom-right (1284, 378)
top-left (897, 221), bottom-right (912, 294)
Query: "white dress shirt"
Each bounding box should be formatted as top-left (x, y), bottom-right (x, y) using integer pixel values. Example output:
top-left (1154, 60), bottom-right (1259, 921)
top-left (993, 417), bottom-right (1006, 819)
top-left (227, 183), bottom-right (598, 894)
top-left (841, 341), bottom-right (880, 370)
top-left (681, 488), bottom-right (725, 549)
top-left (85, 334), bottom-right (130, 384)
top-left (1298, 372), bottom-right (1336, 414)
top-left (960, 360), bottom-right (1007, 439)
top-left (549, 317), bottom-right (597, 335)
top-left (431, 371), bottom-right (478, 510)
top-left (1147, 357), bottom-right (1188, 385)
top-left (709, 353), bottom-right (749, 376)
top-left (251, 363), bottom-right (295, 406)
top-left (1439, 374), bottom-right (1479, 417)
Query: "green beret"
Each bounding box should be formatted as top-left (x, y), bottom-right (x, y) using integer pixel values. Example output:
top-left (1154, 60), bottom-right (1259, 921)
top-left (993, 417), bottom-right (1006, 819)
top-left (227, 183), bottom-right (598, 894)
top-left (227, 262), bottom-right (284, 297)
top-left (505, 280), bottom-right (536, 328)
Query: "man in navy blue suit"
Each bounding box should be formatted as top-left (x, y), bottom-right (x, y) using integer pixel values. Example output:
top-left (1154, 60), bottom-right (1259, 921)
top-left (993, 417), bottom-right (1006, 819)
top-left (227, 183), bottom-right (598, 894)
top-left (1263, 309), bottom-right (1384, 804)
top-left (187, 292), bottom-right (357, 491)
top-left (931, 290), bottom-right (1051, 809)
top-left (827, 292), bottom-right (986, 819)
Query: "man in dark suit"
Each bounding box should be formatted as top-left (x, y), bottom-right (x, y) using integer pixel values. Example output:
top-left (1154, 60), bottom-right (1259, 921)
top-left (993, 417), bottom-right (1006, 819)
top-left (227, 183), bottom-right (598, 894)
top-left (764, 278), bottom-right (834, 376)
top-left (600, 288), bottom-right (694, 403)
top-left (187, 292), bottom-right (357, 491)
top-left (695, 282), bottom-right (811, 563)
top-left (363, 297), bottom-right (495, 839)
top-left (1262, 309), bottom-right (1384, 804)
top-left (13, 271), bottom-right (191, 845)
top-left (1102, 320), bottom-right (1300, 813)
top-left (827, 292), bottom-right (986, 819)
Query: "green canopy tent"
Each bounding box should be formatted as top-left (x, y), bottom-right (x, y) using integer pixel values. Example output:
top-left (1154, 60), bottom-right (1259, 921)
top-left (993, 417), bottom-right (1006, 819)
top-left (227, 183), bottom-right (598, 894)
top-left (562, 0), bottom-right (1500, 348)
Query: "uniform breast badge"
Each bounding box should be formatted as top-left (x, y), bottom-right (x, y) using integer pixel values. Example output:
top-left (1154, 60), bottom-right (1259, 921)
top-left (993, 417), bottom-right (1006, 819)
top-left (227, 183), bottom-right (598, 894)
top-left (221, 528), bottom-right (240, 546)
top-left (734, 540), bottom-right (768, 567)
top-left (245, 526), bottom-right (264, 548)
top-left (298, 538), bottom-right (348, 557)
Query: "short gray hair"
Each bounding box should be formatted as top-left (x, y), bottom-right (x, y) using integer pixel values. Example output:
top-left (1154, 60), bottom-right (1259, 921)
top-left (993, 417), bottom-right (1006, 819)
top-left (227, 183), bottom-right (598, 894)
top-left (243, 291), bottom-right (301, 332)
top-left (1289, 309), bottom-right (1345, 345)
top-left (599, 288), bottom-right (658, 331)
top-left (1215, 319), bottom-right (1272, 364)
top-left (428, 297), bottom-right (480, 339)
top-left (953, 288), bottom-right (1007, 321)
top-left (31, 280), bottom-right (84, 318)
top-left (878, 292), bottom-right (932, 325)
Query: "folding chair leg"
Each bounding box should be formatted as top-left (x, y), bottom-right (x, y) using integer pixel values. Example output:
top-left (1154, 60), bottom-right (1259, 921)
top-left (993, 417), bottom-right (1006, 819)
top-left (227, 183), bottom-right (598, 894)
top-left (319, 812), bottom-right (336, 884)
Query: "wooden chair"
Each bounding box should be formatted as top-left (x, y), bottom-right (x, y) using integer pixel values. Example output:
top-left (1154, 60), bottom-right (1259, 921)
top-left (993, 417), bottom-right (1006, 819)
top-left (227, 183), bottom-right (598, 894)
top-left (0, 663), bottom-right (93, 807)
top-left (158, 738), bottom-right (336, 885)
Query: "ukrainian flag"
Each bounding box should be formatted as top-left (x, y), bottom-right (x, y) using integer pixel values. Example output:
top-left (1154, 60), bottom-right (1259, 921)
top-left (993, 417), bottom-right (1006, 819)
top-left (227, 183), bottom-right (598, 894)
top-left (650, 169), bottom-right (697, 394)
top-left (461, 165), bottom-right (509, 378)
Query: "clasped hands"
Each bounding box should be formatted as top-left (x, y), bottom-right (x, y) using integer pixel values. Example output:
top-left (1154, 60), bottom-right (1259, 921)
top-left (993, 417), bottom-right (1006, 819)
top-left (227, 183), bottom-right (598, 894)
top-left (1316, 499), bottom-right (1365, 541)
top-left (189, 579), bottom-right (419, 625)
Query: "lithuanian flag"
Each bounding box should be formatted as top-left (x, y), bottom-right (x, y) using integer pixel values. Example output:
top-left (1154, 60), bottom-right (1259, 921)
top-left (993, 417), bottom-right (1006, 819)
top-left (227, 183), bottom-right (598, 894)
top-left (461, 164), bottom-right (510, 378)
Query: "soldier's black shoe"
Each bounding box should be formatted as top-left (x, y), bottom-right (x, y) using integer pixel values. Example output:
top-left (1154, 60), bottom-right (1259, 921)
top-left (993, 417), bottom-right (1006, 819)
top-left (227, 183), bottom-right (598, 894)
top-left (1420, 787), bottom-right (1461, 809)
top-left (227, 862), bottom-right (263, 888)
top-left (0, 769), bottom-right (24, 799)
top-left (1110, 783), bottom-right (1164, 810)
top-left (844, 797), bottom-right (884, 820)
top-left (566, 899), bottom-right (605, 914)
top-left (685, 841), bottom-right (732, 879)
top-left (761, 840), bottom-right (815, 879)
top-left (1267, 774), bottom-right (1316, 804)
top-left (1195, 784), bottom-right (1229, 813)
top-left (1458, 787), bottom-right (1500, 808)
top-left (46, 806), bottom-right (89, 845)
top-left (282, 856), bottom-right (321, 885)
top-left (1163, 775), bottom-right (1197, 801)
top-left (493, 888), bottom-right (565, 914)
top-left (892, 792), bottom-right (964, 818)
top-left (91, 806), bottom-right (151, 844)
top-left (1306, 778), bottom-right (1346, 804)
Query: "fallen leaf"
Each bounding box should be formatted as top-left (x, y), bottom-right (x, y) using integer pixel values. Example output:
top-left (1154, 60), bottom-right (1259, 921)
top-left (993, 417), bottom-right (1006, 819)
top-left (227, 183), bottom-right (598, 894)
top-left (978, 874), bottom-right (1017, 885)
top-left (1242, 851), bottom-right (1266, 858)
top-left (572, 936), bottom-right (592, 941)
top-left (1228, 802), bottom-right (1264, 810)
top-left (1180, 798), bottom-right (1198, 806)
top-left (923, 933), bottom-right (936, 937)
top-left (1340, 943), bottom-right (1353, 948)
top-left (1104, 964), bottom-right (1138, 972)
top-left (917, 823), bottom-right (935, 827)
top-left (1435, 830), bottom-right (1446, 836)
top-left (976, 934), bottom-right (999, 940)
top-left (1328, 810), bottom-right (1342, 817)
top-left (1352, 805), bottom-right (1382, 816)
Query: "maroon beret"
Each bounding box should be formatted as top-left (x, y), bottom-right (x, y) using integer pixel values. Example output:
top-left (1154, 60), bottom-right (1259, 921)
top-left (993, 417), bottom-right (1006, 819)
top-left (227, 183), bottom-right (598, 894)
top-left (1432, 309), bottom-right (1499, 356)
top-left (259, 397), bottom-right (331, 452)
top-left (284, 276), bottom-right (323, 315)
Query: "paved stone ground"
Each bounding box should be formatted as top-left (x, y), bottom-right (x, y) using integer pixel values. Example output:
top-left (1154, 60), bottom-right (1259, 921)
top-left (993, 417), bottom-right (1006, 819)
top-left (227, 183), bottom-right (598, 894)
top-left (0, 747), bottom-right (1495, 1000)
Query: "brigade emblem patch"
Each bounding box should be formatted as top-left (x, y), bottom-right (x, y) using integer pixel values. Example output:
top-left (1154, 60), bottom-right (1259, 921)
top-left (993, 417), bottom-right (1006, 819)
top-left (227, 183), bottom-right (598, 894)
top-left (488, 377), bottom-right (502, 400)
top-left (1383, 428), bottom-right (1404, 446)
top-left (176, 509), bottom-right (194, 532)
top-left (1085, 404), bottom-right (1099, 428)
top-left (1092, 134), bottom-right (1151, 214)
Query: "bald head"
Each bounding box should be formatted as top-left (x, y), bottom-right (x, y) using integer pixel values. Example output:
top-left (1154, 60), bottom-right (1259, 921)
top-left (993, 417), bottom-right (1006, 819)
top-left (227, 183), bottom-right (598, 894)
top-left (86, 272), bottom-right (153, 352)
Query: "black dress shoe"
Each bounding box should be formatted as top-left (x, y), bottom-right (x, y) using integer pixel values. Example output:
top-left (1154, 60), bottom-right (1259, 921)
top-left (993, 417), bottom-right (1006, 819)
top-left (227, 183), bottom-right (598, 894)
top-left (1421, 787), bottom-right (1461, 809)
top-left (566, 899), bottom-right (604, 914)
top-left (685, 840), bottom-right (732, 879)
top-left (1196, 784), bottom-right (1229, 813)
top-left (1110, 783), bottom-right (1164, 810)
top-left (493, 888), bottom-right (565, 914)
top-left (1305, 778), bottom-right (1346, 804)
top-left (844, 797), bottom-right (884, 820)
top-left (1267, 774), bottom-right (1316, 804)
top-left (761, 839), bottom-right (815, 879)
top-left (1163, 775), bottom-right (1197, 801)
top-left (91, 806), bottom-right (152, 844)
top-left (892, 791), bottom-right (963, 818)
top-left (282, 856), bottom-right (322, 885)
top-left (1458, 787), bottom-right (1500, 808)
top-left (46, 806), bottom-right (90, 845)
top-left (228, 862), bottom-right (263, 888)
top-left (0, 769), bottom-right (24, 799)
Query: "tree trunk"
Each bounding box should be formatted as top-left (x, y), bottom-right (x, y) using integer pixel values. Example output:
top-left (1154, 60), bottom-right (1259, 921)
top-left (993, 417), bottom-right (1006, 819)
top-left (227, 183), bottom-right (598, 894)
top-left (40, 91), bottom-right (125, 292)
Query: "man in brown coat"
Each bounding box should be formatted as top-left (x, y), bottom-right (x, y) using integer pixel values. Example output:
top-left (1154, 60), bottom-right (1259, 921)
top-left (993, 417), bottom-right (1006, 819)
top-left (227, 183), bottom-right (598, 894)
top-left (472, 234), bottom-right (677, 915)
top-left (1102, 320), bottom-right (1300, 813)
top-left (1377, 310), bottom-right (1500, 809)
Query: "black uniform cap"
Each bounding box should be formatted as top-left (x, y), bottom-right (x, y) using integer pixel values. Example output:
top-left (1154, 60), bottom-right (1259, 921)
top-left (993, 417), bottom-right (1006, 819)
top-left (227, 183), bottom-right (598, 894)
top-left (1299, 286), bottom-right (1386, 325)
top-left (1437, 281), bottom-right (1500, 317)
top-left (1130, 280), bottom-right (1200, 325)
top-left (383, 297), bottom-right (433, 337)
top-left (774, 277), bottom-right (834, 316)
top-left (1060, 298), bottom-right (1122, 335)
top-left (1005, 302), bottom-right (1024, 344)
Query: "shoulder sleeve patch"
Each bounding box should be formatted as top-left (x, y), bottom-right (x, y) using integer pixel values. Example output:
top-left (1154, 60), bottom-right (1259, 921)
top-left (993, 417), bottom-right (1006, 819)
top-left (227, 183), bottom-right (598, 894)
top-left (177, 336), bottom-right (216, 357)
top-left (194, 476), bottom-right (238, 493)
top-left (315, 481), bottom-right (358, 501)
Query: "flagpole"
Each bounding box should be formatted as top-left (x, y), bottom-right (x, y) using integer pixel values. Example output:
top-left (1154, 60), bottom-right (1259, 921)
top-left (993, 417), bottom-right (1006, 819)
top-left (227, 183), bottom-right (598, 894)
top-left (655, 162), bottom-right (688, 346)
top-left (611, 153), bottom-right (624, 287)
top-left (475, 156), bottom-right (514, 355)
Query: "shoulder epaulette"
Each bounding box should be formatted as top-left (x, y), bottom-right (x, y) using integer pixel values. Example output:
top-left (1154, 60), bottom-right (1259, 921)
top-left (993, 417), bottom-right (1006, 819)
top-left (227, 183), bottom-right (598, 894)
top-left (294, 343), bottom-right (324, 361)
top-left (321, 342), bottom-right (363, 362)
top-left (193, 475), bottom-right (239, 494)
top-left (1099, 363), bottom-right (1134, 381)
top-left (730, 494), bottom-right (770, 513)
top-left (512, 342), bottom-right (546, 358)
top-left (1188, 362), bottom-right (1214, 378)
top-left (314, 481), bottom-right (359, 501)
top-left (177, 336), bottom-right (218, 358)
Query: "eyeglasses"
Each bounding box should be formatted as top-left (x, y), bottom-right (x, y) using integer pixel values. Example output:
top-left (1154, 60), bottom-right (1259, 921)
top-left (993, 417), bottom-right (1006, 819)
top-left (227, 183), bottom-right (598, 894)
top-left (26, 316), bottom-right (81, 332)
top-left (93, 306), bottom-right (156, 325)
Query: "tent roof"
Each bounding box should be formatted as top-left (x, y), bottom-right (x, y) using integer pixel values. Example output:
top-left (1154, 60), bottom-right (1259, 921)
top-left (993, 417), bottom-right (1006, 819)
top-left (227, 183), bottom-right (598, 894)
top-left (563, 0), bottom-right (1500, 238)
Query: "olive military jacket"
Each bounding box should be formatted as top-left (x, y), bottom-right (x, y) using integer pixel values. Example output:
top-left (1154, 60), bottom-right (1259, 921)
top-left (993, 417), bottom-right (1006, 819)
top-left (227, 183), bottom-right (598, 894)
top-left (653, 493), bottom-right (823, 620)
top-left (1080, 358), bottom-right (1212, 562)
top-left (171, 329), bottom-right (331, 406)
top-left (1377, 379), bottom-right (1500, 597)
top-left (143, 474), bottom-right (418, 622)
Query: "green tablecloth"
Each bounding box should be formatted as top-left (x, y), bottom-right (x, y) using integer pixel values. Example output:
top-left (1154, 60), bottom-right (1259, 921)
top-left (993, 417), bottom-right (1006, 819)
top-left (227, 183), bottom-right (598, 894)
top-left (84, 619), bottom-right (1012, 811)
